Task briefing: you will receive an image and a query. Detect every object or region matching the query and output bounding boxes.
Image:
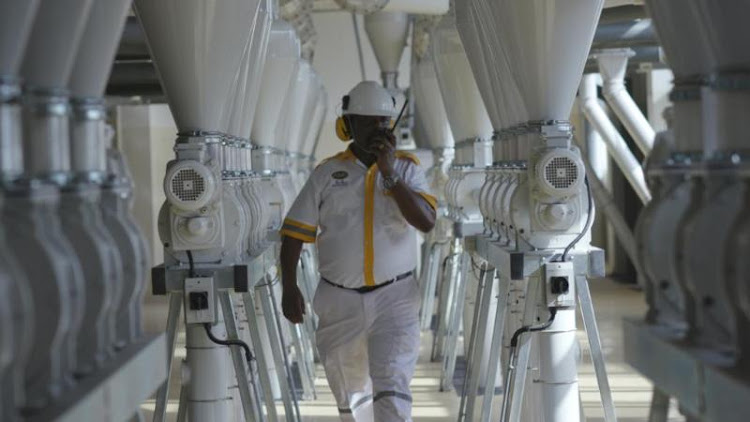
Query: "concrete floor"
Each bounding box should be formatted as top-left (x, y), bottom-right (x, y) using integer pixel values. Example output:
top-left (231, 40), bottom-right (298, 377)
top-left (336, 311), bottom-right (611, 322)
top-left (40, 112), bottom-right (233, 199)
top-left (140, 278), bottom-right (684, 421)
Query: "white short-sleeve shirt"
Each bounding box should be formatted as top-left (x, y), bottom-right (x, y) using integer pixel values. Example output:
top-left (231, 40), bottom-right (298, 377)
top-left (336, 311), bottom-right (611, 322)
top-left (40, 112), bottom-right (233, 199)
top-left (280, 147), bottom-right (437, 289)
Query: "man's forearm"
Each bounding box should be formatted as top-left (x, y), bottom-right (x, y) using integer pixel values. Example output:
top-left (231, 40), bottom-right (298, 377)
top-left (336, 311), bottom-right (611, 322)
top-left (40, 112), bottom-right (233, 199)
top-left (280, 236), bottom-right (304, 289)
top-left (389, 180), bottom-right (436, 232)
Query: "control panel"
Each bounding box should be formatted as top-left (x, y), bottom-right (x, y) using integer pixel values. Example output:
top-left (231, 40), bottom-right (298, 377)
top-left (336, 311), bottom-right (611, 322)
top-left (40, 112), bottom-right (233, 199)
top-left (184, 277), bottom-right (216, 324)
top-left (543, 261), bottom-right (576, 308)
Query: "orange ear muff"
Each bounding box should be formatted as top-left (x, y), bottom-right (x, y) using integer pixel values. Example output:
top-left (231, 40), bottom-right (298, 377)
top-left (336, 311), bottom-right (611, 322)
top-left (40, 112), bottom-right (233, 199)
top-left (336, 116), bottom-right (351, 141)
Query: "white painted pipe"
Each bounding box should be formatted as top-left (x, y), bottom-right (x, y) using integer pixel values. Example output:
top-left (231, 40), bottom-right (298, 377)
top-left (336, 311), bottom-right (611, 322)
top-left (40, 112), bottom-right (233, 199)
top-left (538, 308), bottom-right (579, 422)
top-left (334, 0), bottom-right (448, 15)
top-left (594, 49), bottom-right (655, 156)
top-left (580, 74), bottom-right (651, 204)
top-left (185, 317), bottom-right (234, 422)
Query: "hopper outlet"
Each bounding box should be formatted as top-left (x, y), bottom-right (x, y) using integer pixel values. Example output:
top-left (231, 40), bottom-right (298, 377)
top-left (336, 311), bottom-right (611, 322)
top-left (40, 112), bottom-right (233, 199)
top-left (365, 11), bottom-right (409, 89)
top-left (134, 0), bottom-right (266, 134)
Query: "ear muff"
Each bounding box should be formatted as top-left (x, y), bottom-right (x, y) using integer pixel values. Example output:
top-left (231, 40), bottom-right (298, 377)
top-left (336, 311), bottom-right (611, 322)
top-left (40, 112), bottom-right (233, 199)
top-left (336, 116), bottom-right (351, 141)
top-left (336, 95), bottom-right (352, 141)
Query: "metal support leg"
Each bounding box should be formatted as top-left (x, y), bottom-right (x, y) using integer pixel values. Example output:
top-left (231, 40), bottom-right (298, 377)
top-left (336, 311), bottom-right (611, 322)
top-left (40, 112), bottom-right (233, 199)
top-left (267, 282), bottom-right (303, 422)
top-left (176, 384), bottom-right (187, 422)
top-left (432, 249), bottom-right (458, 362)
top-left (576, 276), bottom-right (617, 422)
top-left (259, 284), bottom-right (298, 421)
top-left (242, 291), bottom-right (278, 421)
top-left (290, 322), bottom-right (316, 401)
top-left (501, 277), bottom-right (540, 422)
top-left (421, 243), bottom-right (441, 331)
top-left (153, 292), bottom-right (182, 422)
top-left (441, 250), bottom-right (469, 392)
top-left (648, 388), bottom-right (670, 422)
top-left (460, 265), bottom-right (497, 422)
top-left (219, 291), bottom-right (259, 422)
top-left (478, 274), bottom-right (510, 422)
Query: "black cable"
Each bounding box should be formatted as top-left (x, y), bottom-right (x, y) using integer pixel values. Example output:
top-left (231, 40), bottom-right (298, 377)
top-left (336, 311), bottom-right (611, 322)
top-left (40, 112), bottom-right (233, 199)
top-left (560, 176), bottom-right (594, 262)
top-left (509, 307), bottom-right (558, 348)
top-left (186, 250), bottom-right (197, 277)
top-left (203, 322), bottom-right (254, 363)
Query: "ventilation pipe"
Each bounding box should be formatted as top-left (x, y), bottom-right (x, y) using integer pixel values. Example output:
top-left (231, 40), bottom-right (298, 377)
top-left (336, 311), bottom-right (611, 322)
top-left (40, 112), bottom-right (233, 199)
top-left (579, 74), bottom-right (651, 203)
top-left (593, 48), bottom-right (655, 155)
top-left (0, 2), bottom-right (39, 419)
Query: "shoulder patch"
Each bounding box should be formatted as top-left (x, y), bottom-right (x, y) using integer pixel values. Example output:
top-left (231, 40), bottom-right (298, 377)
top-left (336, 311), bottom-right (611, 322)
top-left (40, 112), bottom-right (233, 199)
top-left (395, 151), bottom-right (420, 165)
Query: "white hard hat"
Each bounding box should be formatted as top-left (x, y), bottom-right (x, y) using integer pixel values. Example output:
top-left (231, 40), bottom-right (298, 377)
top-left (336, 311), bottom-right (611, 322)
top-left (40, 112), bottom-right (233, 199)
top-left (342, 81), bottom-right (396, 117)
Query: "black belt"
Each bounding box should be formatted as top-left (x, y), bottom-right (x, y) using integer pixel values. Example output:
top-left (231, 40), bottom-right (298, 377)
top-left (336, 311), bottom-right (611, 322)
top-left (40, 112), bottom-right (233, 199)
top-left (323, 270), bottom-right (413, 294)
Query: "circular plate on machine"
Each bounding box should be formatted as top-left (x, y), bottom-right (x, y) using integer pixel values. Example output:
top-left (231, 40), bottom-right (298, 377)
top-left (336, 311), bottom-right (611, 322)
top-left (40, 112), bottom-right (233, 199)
top-left (535, 149), bottom-right (584, 198)
top-left (164, 161), bottom-right (217, 212)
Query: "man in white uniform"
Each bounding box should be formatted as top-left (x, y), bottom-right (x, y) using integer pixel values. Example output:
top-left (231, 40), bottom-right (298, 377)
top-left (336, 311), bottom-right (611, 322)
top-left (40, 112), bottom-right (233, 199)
top-left (279, 81), bottom-right (437, 422)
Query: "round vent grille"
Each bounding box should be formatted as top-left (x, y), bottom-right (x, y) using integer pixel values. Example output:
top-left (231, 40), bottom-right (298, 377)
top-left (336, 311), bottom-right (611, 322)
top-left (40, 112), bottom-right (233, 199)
top-left (164, 161), bottom-right (216, 211)
top-left (536, 149), bottom-right (584, 197)
top-left (544, 156), bottom-right (578, 190)
top-left (171, 168), bottom-right (206, 202)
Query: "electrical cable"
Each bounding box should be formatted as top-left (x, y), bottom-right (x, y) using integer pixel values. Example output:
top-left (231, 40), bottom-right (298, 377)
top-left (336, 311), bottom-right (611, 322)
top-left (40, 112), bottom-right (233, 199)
top-left (186, 250), bottom-right (197, 277)
top-left (509, 307), bottom-right (558, 349)
top-left (560, 176), bottom-right (594, 262)
top-left (203, 323), bottom-right (254, 364)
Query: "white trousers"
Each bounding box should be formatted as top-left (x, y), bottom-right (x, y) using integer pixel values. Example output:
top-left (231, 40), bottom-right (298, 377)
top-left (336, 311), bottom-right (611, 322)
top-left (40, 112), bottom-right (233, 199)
top-left (313, 276), bottom-right (421, 422)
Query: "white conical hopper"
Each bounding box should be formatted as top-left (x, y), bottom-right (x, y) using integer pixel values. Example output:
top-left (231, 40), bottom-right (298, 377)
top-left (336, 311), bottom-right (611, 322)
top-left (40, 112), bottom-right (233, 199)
top-left (431, 13), bottom-right (493, 142)
top-left (252, 20), bottom-right (301, 148)
top-left (228, 1), bottom-right (272, 139)
top-left (21, 0), bottom-right (95, 89)
top-left (646, 0), bottom-right (712, 152)
top-left (279, 60), bottom-right (315, 153)
top-left (365, 11), bottom-right (409, 86)
top-left (489, 0), bottom-right (604, 122)
top-left (290, 70), bottom-right (321, 154)
top-left (301, 88), bottom-right (328, 158)
top-left (134, 0), bottom-right (262, 134)
top-left (412, 55), bottom-right (454, 150)
top-left (68, 0), bottom-right (131, 98)
top-left (455, 0), bottom-right (526, 131)
top-left (691, 0), bottom-right (750, 72)
top-left (0, 1), bottom-right (40, 78)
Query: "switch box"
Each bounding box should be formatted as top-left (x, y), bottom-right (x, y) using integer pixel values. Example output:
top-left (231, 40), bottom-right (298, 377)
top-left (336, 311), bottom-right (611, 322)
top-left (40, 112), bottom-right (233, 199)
top-left (543, 261), bottom-right (575, 307)
top-left (184, 277), bottom-right (216, 324)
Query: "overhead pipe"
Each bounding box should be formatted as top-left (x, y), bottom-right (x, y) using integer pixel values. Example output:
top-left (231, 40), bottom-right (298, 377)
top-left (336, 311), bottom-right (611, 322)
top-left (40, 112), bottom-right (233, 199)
top-left (580, 73), bottom-right (651, 204)
top-left (592, 19), bottom-right (655, 48)
top-left (333, 0), bottom-right (448, 15)
top-left (593, 48), bottom-right (655, 156)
